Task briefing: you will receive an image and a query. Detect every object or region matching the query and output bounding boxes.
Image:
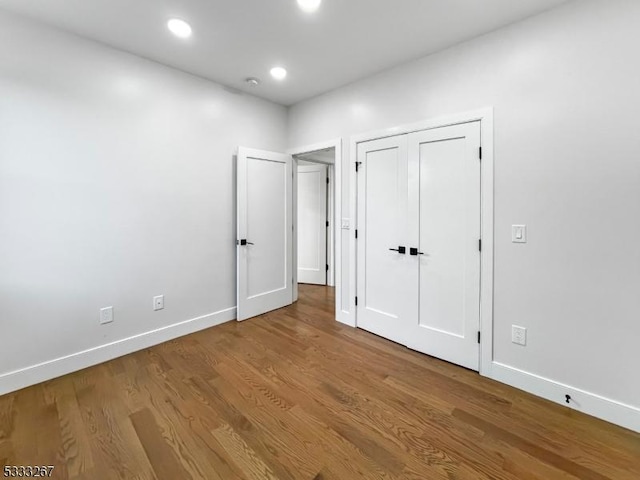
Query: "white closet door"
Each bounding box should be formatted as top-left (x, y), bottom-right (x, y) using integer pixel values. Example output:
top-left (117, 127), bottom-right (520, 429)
top-left (237, 147), bottom-right (293, 321)
top-left (407, 122), bottom-right (481, 370)
top-left (356, 135), bottom-right (416, 345)
top-left (297, 164), bottom-right (328, 285)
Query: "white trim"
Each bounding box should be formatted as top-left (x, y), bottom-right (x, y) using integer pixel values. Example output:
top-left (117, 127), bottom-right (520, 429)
top-left (0, 307), bottom-right (236, 396)
top-left (491, 362), bottom-right (640, 434)
top-left (327, 165), bottom-right (336, 287)
top-left (288, 138), bottom-right (346, 325)
top-left (350, 108), bottom-right (494, 144)
top-left (293, 157), bottom-right (299, 302)
top-left (349, 107), bottom-right (495, 364)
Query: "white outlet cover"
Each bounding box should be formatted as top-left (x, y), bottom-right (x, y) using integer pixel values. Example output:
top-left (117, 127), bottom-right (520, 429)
top-left (512, 325), bottom-right (527, 346)
top-left (100, 306), bottom-right (114, 325)
top-left (341, 218), bottom-right (350, 229)
top-left (153, 295), bottom-right (164, 311)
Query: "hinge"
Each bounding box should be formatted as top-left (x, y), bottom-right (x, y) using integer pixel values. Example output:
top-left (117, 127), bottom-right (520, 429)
top-left (326, 264), bottom-right (329, 272)
top-left (326, 177), bottom-right (330, 184)
top-left (477, 331), bottom-right (481, 344)
top-left (355, 229), bottom-right (358, 239)
top-left (326, 221), bottom-right (330, 227)
top-left (355, 161), bottom-right (362, 172)
top-left (479, 147), bottom-right (482, 161)
top-left (355, 296), bottom-right (358, 306)
top-left (478, 239), bottom-right (482, 252)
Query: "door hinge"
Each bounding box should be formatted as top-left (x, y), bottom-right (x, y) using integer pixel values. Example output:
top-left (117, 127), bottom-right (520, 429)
top-left (479, 147), bottom-right (483, 161)
top-left (355, 229), bottom-right (358, 239)
top-left (326, 177), bottom-right (330, 184)
top-left (478, 239), bottom-right (482, 252)
top-left (326, 264), bottom-right (329, 272)
top-left (355, 161), bottom-right (362, 172)
top-left (326, 221), bottom-right (330, 227)
top-left (355, 296), bottom-right (358, 306)
top-left (477, 331), bottom-right (481, 344)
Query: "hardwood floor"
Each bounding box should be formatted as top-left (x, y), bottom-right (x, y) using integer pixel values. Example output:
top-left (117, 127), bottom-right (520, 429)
top-left (1, 285), bottom-right (639, 479)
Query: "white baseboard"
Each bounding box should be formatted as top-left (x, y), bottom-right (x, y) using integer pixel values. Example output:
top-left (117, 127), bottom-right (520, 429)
top-left (0, 307), bottom-right (236, 396)
top-left (490, 362), bottom-right (640, 433)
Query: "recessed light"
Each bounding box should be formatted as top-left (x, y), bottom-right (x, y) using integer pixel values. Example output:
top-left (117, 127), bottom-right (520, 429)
top-left (167, 18), bottom-right (192, 38)
top-left (245, 77), bottom-right (261, 87)
top-left (270, 67), bottom-right (287, 80)
top-left (297, 0), bottom-right (322, 13)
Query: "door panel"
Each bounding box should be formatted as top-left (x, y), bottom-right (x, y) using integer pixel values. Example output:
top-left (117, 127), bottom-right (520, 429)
top-left (407, 122), bottom-right (481, 370)
top-left (297, 164), bottom-right (328, 285)
top-left (356, 135), bottom-right (416, 345)
top-left (237, 147), bottom-right (293, 321)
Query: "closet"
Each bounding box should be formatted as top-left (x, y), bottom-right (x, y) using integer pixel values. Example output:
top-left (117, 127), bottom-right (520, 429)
top-left (356, 122), bottom-right (481, 370)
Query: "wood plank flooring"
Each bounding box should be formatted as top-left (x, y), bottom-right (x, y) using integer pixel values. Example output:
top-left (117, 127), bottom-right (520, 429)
top-left (1, 285), bottom-right (639, 479)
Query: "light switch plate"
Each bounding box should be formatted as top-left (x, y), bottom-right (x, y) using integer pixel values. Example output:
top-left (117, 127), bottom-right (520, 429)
top-left (341, 218), bottom-right (351, 229)
top-left (512, 225), bottom-right (527, 243)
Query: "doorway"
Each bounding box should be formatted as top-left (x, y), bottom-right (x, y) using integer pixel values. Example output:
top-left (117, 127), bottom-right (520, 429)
top-left (290, 139), bottom-right (342, 322)
top-left (294, 149), bottom-right (335, 288)
top-left (236, 139), bottom-right (343, 323)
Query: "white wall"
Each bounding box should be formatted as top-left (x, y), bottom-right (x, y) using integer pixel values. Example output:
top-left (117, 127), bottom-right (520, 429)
top-left (0, 10), bottom-right (287, 392)
top-left (288, 0), bottom-right (640, 425)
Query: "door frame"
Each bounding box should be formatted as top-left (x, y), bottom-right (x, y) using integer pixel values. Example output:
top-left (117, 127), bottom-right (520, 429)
top-left (349, 108), bottom-right (494, 376)
top-left (288, 138), bottom-right (344, 324)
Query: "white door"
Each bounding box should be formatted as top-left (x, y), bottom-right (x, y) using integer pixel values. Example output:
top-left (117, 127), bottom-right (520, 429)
top-left (406, 122), bottom-right (481, 370)
top-left (237, 147), bottom-right (293, 321)
top-left (297, 164), bottom-right (328, 285)
top-left (356, 135), bottom-right (416, 345)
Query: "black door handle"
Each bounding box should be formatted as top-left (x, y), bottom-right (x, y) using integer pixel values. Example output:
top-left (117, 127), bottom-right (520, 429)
top-left (410, 247), bottom-right (424, 256)
top-left (389, 246), bottom-right (406, 254)
top-left (238, 239), bottom-right (255, 246)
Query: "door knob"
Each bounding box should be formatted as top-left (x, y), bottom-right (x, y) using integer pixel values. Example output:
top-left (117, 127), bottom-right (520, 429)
top-left (410, 247), bottom-right (424, 256)
top-left (389, 246), bottom-right (406, 254)
top-left (237, 239), bottom-right (255, 246)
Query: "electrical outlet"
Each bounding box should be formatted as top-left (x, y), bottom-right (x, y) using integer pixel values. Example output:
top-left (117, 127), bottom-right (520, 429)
top-left (512, 325), bottom-right (527, 346)
top-left (100, 306), bottom-right (114, 325)
top-left (153, 295), bottom-right (164, 311)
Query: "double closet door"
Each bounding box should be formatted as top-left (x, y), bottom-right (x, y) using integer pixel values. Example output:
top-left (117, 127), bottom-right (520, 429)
top-left (356, 122), bottom-right (481, 371)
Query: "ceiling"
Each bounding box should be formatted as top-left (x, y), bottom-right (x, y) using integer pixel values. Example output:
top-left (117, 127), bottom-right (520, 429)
top-left (0, 0), bottom-right (570, 106)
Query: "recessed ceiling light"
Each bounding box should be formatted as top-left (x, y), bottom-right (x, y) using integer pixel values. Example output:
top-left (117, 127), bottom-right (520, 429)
top-left (245, 77), bottom-right (261, 87)
top-left (167, 18), bottom-right (192, 39)
top-left (270, 67), bottom-right (287, 80)
top-left (297, 0), bottom-right (322, 13)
